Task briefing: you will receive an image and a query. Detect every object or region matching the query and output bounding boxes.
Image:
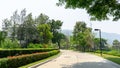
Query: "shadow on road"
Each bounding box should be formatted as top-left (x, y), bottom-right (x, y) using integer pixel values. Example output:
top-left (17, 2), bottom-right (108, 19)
top-left (61, 62), bottom-right (120, 68)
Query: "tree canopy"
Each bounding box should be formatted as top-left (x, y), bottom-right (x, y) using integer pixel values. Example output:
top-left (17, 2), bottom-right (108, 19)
top-left (48, 19), bottom-right (64, 49)
top-left (37, 24), bottom-right (53, 44)
top-left (57, 0), bottom-right (120, 21)
top-left (1, 9), bottom-right (64, 48)
top-left (94, 38), bottom-right (107, 50)
top-left (73, 21), bottom-right (93, 51)
top-left (113, 39), bottom-right (120, 46)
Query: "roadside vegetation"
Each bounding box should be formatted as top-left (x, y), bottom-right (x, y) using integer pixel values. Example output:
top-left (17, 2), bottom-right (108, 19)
top-left (94, 39), bottom-right (120, 64)
top-left (104, 54), bottom-right (120, 65)
top-left (63, 21), bottom-right (120, 65)
top-left (94, 52), bottom-right (120, 65)
top-left (19, 51), bottom-right (61, 68)
top-left (0, 50), bottom-right (59, 68)
top-left (57, 0), bottom-right (120, 65)
top-left (0, 9), bottom-right (65, 67)
top-left (1, 0), bottom-right (120, 67)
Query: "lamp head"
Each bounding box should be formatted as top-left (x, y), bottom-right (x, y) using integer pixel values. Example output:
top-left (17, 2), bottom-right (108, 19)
top-left (94, 29), bottom-right (99, 31)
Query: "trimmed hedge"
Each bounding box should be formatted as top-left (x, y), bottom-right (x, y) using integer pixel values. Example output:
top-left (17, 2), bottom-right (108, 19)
top-left (0, 48), bottom-right (58, 58)
top-left (0, 50), bottom-right (60, 68)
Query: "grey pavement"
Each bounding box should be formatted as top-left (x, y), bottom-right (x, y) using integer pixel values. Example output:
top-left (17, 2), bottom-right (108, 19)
top-left (35, 50), bottom-right (120, 68)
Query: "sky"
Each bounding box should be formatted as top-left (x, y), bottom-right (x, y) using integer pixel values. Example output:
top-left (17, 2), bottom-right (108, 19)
top-left (0, 0), bottom-right (120, 34)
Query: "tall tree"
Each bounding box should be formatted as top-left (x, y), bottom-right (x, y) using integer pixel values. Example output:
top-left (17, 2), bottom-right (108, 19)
top-left (48, 19), bottom-right (63, 49)
top-left (20, 8), bottom-right (26, 24)
top-left (73, 21), bottom-right (93, 51)
top-left (53, 32), bottom-right (65, 49)
top-left (73, 21), bottom-right (86, 42)
top-left (36, 13), bottom-right (49, 25)
top-left (0, 31), bottom-right (6, 47)
top-left (11, 10), bottom-right (20, 41)
top-left (57, 0), bottom-right (120, 21)
top-left (17, 13), bottom-right (38, 47)
top-left (84, 28), bottom-right (94, 50)
top-left (2, 18), bottom-right (12, 37)
top-left (23, 13), bottom-right (37, 46)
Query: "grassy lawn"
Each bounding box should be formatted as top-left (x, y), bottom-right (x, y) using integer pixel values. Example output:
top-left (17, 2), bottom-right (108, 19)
top-left (103, 54), bottom-right (120, 64)
top-left (94, 53), bottom-right (120, 65)
top-left (19, 52), bottom-right (61, 68)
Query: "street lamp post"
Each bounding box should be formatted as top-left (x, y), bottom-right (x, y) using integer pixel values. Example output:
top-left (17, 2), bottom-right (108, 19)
top-left (94, 29), bottom-right (102, 56)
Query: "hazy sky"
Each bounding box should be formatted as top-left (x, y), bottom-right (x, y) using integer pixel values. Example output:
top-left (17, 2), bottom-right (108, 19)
top-left (0, 0), bottom-right (120, 34)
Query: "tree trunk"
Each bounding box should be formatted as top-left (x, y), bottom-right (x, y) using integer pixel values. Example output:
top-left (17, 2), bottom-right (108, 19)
top-left (83, 46), bottom-right (86, 52)
top-left (58, 41), bottom-right (61, 49)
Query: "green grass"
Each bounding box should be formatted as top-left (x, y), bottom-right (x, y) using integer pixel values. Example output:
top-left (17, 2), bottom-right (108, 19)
top-left (0, 48), bottom-right (3, 50)
top-left (94, 53), bottom-right (120, 65)
top-left (19, 52), bottom-right (61, 68)
top-left (103, 54), bottom-right (120, 64)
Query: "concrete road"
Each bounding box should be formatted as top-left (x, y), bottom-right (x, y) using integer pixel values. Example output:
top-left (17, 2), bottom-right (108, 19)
top-left (36, 50), bottom-right (120, 68)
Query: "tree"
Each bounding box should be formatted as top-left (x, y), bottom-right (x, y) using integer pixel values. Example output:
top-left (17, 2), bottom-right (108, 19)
top-left (112, 39), bottom-right (120, 51)
top-left (36, 13), bottom-right (49, 25)
top-left (73, 21), bottom-right (93, 51)
top-left (53, 32), bottom-right (65, 49)
top-left (17, 13), bottom-right (38, 47)
top-left (84, 28), bottom-right (94, 51)
top-left (11, 10), bottom-right (20, 41)
top-left (20, 8), bottom-right (26, 24)
top-left (73, 21), bottom-right (86, 43)
top-left (113, 39), bottom-right (120, 46)
top-left (2, 18), bottom-right (12, 37)
top-left (0, 31), bottom-right (6, 47)
top-left (57, 0), bottom-right (120, 21)
top-left (37, 24), bottom-right (53, 44)
top-left (94, 38), bottom-right (107, 50)
top-left (48, 19), bottom-right (63, 32)
top-left (48, 19), bottom-right (63, 49)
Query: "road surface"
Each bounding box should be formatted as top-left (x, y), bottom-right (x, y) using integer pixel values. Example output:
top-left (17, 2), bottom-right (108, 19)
top-left (36, 50), bottom-right (120, 68)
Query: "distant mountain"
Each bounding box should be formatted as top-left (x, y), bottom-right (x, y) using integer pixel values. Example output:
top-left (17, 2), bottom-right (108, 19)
top-left (96, 32), bottom-right (120, 45)
top-left (96, 32), bottom-right (120, 44)
top-left (61, 29), bottom-right (120, 44)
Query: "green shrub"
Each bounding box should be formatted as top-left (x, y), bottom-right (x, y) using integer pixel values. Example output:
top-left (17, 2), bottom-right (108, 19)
top-left (1, 38), bottom-right (20, 49)
top-left (104, 50), bottom-right (120, 57)
top-left (95, 50), bottom-right (120, 57)
top-left (27, 43), bottom-right (55, 48)
top-left (0, 50), bottom-right (60, 68)
top-left (0, 48), bottom-right (58, 58)
top-left (27, 43), bottom-right (43, 48)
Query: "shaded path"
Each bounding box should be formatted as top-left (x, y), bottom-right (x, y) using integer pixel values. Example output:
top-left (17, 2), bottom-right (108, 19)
top-left (36, 50), bottom-right (120, 68)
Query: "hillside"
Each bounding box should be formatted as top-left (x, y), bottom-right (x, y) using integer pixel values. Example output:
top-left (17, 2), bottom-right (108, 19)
top-left (96, 32), bottom-right (120, 44)
top-left (61, 29), bottom-right (120, 44)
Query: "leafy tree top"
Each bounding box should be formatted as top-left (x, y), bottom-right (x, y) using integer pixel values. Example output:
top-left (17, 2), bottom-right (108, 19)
top-left (112, 39), bottom-right (120, 46)
top-left (57, 0), bottom-right (120, 21)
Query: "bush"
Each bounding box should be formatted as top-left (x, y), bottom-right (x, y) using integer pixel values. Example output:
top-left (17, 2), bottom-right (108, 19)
top-left (0, 50), bottom-right (60, 68)
top-left (27, 43), bottom-right (43, 48)
top-left (0, 48), bottom-right (58, 58)
top-left (27, 43), bottom-right (55, 48)
top-left (1, 38), bottom-right (20, 49)
top-left (95, 50), bottom-right (120, 57)
top-left (104, 50), bottom-right (120, 57)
